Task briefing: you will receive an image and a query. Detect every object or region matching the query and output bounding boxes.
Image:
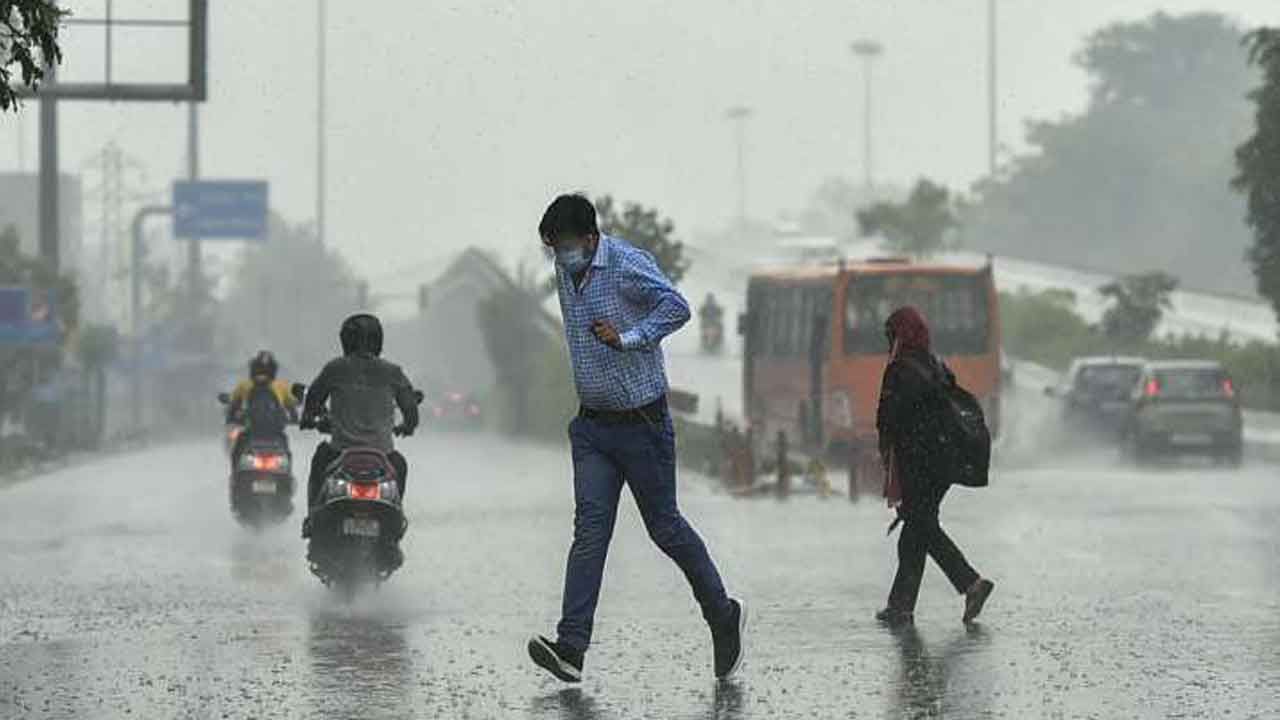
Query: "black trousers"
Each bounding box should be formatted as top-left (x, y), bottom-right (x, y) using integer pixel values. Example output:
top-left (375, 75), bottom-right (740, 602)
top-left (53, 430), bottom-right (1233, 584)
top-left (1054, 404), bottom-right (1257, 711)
top-left (887, 481), bottom-right (979, 612)
top-left (308, 442), bottom-right (407, 508)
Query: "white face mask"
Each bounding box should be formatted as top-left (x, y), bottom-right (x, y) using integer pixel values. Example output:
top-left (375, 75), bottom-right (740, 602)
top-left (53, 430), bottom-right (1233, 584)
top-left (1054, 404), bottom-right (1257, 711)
top-left (554, 243), bottom-right (592, 273)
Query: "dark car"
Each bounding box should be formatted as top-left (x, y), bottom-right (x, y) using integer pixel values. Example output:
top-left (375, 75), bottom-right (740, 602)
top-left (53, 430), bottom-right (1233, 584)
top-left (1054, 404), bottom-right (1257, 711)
top-left (1046, 356), bottom-right (1146, 440)
top-left (426, 390), bottom-right (483, 430)
top-left (1126, 360), bottom-right (1243, 467)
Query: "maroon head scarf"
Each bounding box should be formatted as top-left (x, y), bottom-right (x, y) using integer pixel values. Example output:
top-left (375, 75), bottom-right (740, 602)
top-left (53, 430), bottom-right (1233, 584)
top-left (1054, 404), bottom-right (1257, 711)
top-left (885, 306), bottom-right (931, 359)
top-left (882, 305), bottom-right (931, 511)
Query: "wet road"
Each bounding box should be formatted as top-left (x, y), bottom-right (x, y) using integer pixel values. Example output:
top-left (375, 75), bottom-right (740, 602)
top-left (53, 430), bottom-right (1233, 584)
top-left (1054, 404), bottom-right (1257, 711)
top-left (2, 431), bottom-right (1279, 719)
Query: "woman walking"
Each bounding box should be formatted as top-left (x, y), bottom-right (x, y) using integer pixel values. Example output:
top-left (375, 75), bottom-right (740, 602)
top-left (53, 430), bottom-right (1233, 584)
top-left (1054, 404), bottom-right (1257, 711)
top-left (875, 306), bottom-right (995, 626)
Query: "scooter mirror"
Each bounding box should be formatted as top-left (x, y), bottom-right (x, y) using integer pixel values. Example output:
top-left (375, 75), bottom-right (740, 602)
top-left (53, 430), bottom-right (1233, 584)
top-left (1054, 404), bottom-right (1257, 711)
top-left (413, 389), bottom-right (425, 404)
top-left (291, 383), bottom-right (307, 401)
top-left (217, 392), bottom-right (230, 404)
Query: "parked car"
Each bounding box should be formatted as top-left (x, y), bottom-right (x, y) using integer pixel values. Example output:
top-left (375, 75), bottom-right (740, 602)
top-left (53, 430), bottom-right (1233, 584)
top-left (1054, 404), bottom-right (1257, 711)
top-left (1046, 356), bottom-right (1146, 440)
top-left (1126, 360), bottom-right (1243, 467)
top-left (426, 390), bottom-right (483, 430)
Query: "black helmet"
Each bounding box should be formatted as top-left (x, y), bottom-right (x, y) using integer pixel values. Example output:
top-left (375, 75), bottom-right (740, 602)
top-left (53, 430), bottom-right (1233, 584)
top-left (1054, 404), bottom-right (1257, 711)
top-left (249, 350), bottom-right (278, 379)
top-left (340, 313), bottom-right (383, 356)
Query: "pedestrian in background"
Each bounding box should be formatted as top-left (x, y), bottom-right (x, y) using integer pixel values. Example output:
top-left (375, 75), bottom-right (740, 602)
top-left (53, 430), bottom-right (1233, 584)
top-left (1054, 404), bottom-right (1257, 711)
top-left (527, 194), bottom-right (746, 683)
top-left (875, 306), bottom-right (995, 626)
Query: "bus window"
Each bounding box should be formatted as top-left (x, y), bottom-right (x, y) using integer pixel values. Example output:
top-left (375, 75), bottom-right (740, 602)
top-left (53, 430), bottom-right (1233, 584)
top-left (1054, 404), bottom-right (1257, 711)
top-left (843, 273), bottom-right (990, 355)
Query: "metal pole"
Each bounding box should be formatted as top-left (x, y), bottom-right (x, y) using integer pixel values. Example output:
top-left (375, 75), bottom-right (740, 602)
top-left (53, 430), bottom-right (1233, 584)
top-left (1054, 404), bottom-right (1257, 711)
top-left (725, 106), bottom-right (752, 230)
top-left (987, 0), bottom-right (998, 176)
top-left (851, 40), bottom-right (883, 194)
top-left (863, 57), bottom-right (873, 191)
top-left (316, 0), bottom-right (327, 246)
top-left (38, 64), bottom-right (59, 269)
top-left (187, 102), bottom-right (200, 298)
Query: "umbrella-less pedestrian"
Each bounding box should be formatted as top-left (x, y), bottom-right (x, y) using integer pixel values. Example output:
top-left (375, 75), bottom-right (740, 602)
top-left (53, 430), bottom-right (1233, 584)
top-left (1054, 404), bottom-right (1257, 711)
top-left (876, 306), bottom-right (995, 626)
top-left (527, 194), bottom-right (746, 683)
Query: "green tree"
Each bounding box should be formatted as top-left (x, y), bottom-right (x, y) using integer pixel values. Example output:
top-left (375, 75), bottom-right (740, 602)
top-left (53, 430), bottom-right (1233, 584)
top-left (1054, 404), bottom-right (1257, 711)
top-left (1, 1), bottom-right (69, 112)
top-left (1233, 28), bottom-right (1280, 320)
top-left (218, 215), bottom-right (358, 374)
top-left (75, 323), bottom-right (117, 446)
top-left (594, 195), bottom-right (690, 283)
top-left (856, 178), bottom-right (957, 258)
top-left (477, 262), bottom-right (568, 437)
top-left (1098, 271), bottom-right (1178, 344)
top-left (963, 12), bottom-right (1254, 295)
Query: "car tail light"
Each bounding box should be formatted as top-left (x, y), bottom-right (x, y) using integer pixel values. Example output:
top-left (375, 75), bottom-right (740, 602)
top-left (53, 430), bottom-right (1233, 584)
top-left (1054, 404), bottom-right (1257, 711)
top-left (1222, 379), bottom-right (1236, 399)
top-left (433, 406), bottom-right (444, 418)
top-left (1144, 379), bottom-right (1160, 398)
top-left (252, 453), bottom-right (287, 471)
top-left (348, 482), bottom-right (381, 500)
top-left (467, 404), bottom-right (480, 416)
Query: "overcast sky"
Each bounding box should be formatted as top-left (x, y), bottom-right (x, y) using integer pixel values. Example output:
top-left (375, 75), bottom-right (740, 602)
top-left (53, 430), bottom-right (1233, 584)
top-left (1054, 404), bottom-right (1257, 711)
top-left (3, 0), bottom-right (1279, 293)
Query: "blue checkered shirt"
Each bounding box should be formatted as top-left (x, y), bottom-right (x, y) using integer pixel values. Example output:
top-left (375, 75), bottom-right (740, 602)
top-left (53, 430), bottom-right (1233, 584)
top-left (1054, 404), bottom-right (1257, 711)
top-left (554, 234), bottom-right (690, 411)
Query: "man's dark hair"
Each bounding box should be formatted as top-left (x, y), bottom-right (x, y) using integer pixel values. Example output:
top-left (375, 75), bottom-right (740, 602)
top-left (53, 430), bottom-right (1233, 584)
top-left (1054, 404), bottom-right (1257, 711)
top-left (539, 194), bottom-right (598, 241)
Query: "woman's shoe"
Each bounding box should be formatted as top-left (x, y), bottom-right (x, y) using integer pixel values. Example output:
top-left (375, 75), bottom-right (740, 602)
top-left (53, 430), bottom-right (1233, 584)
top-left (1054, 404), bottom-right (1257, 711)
top-left (875, 607), bottom-right (914, 626)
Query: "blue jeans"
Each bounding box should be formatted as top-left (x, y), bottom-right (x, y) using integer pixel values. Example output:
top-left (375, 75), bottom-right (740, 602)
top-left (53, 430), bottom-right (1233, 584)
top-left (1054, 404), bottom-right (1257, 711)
top-left (556, 412), bottom-right (733, 651)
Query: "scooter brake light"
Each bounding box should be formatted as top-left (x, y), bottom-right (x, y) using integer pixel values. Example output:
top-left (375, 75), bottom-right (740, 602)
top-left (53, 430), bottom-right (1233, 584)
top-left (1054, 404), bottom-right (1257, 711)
top-left (348, 482), bottom-right (381, 500)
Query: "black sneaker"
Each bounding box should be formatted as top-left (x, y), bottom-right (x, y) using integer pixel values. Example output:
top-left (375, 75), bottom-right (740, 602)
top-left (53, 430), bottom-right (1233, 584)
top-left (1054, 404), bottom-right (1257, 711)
top-left (712, 598), bottom-right (747, 680)
top-left (528, 635), bottom-right (583, 683)
top-left (875, 607), bottom-right (914, 627)
top-left (963, 578), bottom-right (995, 623)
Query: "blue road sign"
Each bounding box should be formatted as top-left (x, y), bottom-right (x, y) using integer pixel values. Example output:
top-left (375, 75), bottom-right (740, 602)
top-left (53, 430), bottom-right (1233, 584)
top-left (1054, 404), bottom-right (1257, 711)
top-left (0, 286), bottom-right (60, 345)
top-left (173, 180), bottom-right (269, 240)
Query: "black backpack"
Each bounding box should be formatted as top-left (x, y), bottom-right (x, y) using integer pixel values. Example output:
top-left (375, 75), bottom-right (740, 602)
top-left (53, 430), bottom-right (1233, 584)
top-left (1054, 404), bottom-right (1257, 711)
top-left (245, 381), bottom-right (288, 438)
top-left (900, 356), bottom-right (991, 488)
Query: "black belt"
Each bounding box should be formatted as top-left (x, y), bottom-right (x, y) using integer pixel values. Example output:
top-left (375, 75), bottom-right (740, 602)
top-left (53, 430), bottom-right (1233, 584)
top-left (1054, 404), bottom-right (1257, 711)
top-left (579, 396), bottom-right (667, 425)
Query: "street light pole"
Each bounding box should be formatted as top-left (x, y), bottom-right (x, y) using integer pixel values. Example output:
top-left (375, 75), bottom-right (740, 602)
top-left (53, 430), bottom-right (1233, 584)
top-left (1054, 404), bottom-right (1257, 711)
top-left (316, 0), bottom-right (327, 246)
top-left (725, 105), bottom-right (752, 230)
top-left (987, 0), bottom-right (998, 176)
top-left (851, 39), bottom-right (884, 193)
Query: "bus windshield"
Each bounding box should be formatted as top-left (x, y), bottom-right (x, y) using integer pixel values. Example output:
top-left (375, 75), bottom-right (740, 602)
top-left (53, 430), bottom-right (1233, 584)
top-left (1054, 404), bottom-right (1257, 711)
top-left (844, 272), bottom-right (991, 355)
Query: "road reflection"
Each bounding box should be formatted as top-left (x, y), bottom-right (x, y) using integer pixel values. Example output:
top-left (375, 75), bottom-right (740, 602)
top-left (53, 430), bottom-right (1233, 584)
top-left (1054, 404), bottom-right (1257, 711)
top-left (529, 688), bottom-right (607, 720)
top-left (306, 609), bottom-right (412, 718)
top-left (887, 624), bottom-right (992, 719)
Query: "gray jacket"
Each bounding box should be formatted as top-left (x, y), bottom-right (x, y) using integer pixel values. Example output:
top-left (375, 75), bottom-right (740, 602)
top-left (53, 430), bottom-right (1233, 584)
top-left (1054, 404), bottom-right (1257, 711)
top-left (303, 353), bottom-right (419, 451)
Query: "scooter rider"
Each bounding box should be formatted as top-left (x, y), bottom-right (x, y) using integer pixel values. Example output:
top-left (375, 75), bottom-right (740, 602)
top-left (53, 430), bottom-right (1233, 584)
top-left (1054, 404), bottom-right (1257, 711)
top-left (300, 313), bottom-right (419, 538)
top-left (226, 350), bottom-right (297, 465)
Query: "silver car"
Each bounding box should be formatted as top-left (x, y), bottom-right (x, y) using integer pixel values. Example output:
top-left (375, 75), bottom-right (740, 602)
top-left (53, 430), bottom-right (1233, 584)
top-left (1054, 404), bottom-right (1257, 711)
top-left (1127, 360), bottom-right (1243, 466)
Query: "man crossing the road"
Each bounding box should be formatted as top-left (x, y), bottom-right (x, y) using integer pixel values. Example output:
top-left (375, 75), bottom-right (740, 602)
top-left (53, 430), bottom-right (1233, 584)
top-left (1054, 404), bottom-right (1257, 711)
top-left (527, 194), bottom-right (747, 683)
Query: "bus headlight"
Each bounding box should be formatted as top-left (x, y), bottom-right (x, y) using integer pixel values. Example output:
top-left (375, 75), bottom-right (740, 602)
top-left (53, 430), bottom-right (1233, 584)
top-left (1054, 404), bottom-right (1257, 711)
top-left (829, 390), bottom-right (854, 429)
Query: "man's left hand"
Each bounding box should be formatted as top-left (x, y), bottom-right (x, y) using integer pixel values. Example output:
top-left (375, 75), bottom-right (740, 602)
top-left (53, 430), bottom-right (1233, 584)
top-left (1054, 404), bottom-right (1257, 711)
top-left (591, 320), bottom-right (622, 349)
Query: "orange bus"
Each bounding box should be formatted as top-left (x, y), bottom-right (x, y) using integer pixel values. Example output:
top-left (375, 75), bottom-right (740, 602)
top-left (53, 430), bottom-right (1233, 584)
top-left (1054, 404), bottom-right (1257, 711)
top-left (740, 257), bottom-right (1001, 485)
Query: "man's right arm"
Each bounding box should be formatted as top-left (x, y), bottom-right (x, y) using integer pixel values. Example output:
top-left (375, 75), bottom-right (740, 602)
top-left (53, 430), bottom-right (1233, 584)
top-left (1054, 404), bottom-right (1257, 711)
top-left (390, 366), bottom-right (419, 435)
top-left (302, 363), bottom-right (336, 426)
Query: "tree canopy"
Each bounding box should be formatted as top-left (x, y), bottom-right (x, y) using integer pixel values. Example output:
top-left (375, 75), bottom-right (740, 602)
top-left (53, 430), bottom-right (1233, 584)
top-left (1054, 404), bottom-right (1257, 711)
top-left (856, 178), bottom-right (957, 258)
top-left (0, 0), bottom-right (68, 112)
top-left (217, 215), bottom-right (358, 374)
top-left (962, 12), bottom-right (1255, 296)
top-left (1233, 28), bottom-right (1280, 320)
top-left (595, 195), bottom-right (690, 283)
top-left (1098, 271), bottom-right (1179, 344)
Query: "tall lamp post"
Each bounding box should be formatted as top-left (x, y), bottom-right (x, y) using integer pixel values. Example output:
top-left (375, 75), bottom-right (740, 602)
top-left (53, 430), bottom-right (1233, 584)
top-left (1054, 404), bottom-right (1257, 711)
top-left (987, 0), bottom-right (998, 176)
top-left (725, 105), bottom-right (753, 231)
top-left (316, 0), bottom-right (327, 246)
top-left (850, 39), bottom-right (884, 193)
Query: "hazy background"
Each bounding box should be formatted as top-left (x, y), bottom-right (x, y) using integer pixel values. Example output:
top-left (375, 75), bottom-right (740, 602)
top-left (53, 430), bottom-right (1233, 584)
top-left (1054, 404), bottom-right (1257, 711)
top-left (4, 0), bottom-right (1279, 301)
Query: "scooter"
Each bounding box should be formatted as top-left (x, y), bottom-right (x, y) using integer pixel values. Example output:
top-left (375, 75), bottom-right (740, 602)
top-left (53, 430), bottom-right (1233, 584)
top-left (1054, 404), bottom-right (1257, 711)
top-left (217, 392), bottom-right (296, 529)
top-left (294, 383), bottom-right (421, 598)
